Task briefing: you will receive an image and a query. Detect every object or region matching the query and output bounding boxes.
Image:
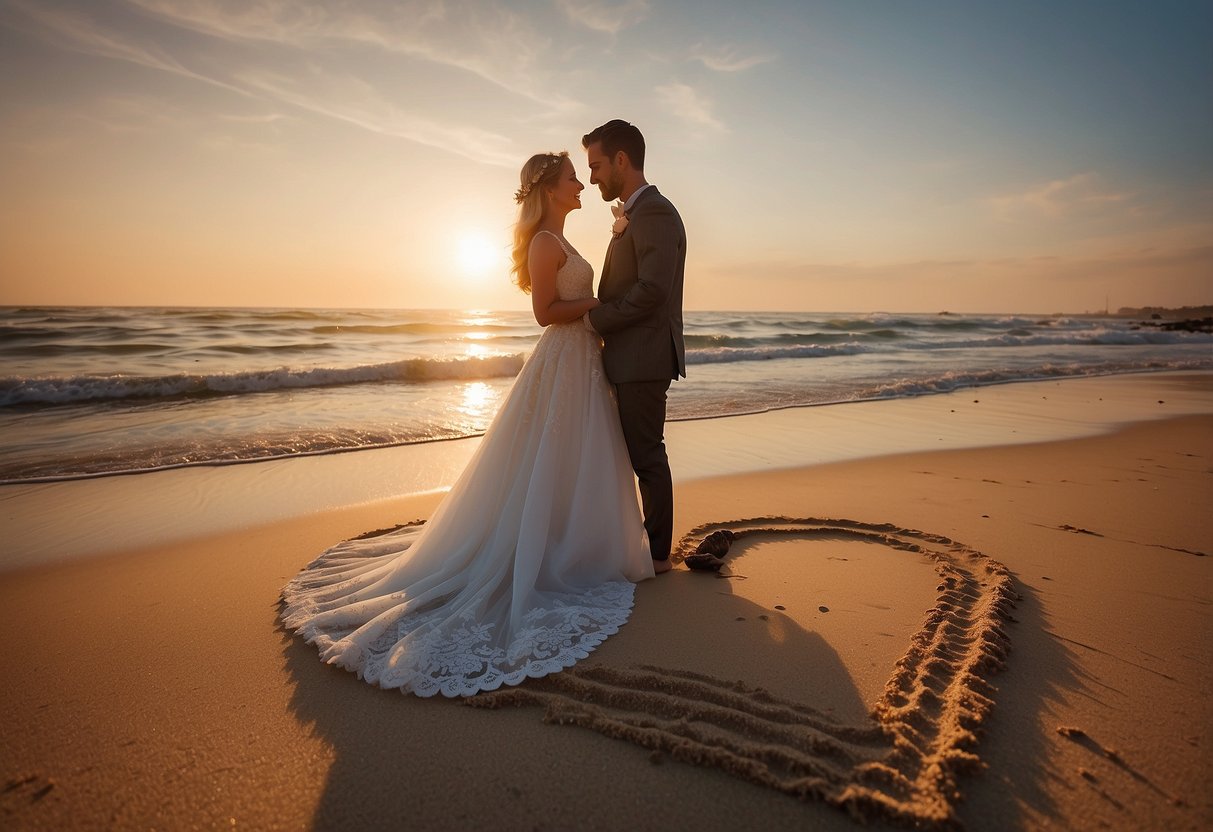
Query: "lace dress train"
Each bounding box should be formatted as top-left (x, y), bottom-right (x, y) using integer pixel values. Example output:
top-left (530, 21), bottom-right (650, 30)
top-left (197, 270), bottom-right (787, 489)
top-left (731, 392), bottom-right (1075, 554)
top-left (280, 233), bottom-right (653, 697)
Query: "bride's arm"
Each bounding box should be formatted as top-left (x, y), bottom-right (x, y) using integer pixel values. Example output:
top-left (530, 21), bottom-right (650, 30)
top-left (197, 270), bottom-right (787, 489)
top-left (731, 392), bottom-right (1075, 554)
top-left (528, 234), bottom-right (600, 327)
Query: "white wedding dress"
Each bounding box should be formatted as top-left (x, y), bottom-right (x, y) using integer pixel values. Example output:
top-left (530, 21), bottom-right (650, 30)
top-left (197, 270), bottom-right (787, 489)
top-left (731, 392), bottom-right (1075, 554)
top-left (281, 231), bottom-right (653, 697)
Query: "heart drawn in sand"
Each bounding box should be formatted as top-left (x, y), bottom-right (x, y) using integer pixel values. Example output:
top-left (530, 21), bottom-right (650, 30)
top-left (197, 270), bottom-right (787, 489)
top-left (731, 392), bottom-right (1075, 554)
top-left (468, 517), bottom-right (1019, 830)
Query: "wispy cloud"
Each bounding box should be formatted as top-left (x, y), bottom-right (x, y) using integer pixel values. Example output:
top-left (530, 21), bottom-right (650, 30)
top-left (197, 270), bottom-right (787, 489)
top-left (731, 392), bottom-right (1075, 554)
top-left (655, 82), bottom-right (723, 130)
top-left (556, 0), bottom-right (650, 34)
top-left (4, 86), bottom-right (290, 155)
top-left (217, 112), bottom-right (292, 125)
top-left (236, 68), bottom-right (520, 167)
top-left (988, 173), bottom-right (1135, 220)
top-left (4, 0), bottom-right (250, 98)
top-left (687, 41), bottom-right (776, 72)
top-left (123, 0), bottom-right (576, 111)
top-left (2, 0), bottom-right (553, 166)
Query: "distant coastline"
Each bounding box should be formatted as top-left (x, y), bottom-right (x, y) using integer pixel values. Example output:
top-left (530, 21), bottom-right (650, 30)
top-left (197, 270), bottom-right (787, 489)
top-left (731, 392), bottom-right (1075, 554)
top-left (1112, 305), bottom-right (1213, 334)
top-left (1112, 304), bottom-right (1213, 319)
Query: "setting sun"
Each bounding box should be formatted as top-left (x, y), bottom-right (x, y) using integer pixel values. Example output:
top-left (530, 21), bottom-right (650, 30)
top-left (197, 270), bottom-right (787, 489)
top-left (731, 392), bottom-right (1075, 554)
top-left (456, 233), bottom-right (503, 279)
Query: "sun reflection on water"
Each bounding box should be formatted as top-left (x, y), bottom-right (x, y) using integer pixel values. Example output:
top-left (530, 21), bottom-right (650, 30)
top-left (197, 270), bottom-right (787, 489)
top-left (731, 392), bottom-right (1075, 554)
top-left (458, 310), bottom-right (500, 326)
top-left (457, 381), bottom-right (500, 424)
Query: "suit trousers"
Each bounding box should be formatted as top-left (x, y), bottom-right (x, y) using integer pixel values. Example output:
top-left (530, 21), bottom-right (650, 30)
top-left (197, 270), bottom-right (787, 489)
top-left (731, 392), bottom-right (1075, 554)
top-left (615, 379), bottom-right (674, 561)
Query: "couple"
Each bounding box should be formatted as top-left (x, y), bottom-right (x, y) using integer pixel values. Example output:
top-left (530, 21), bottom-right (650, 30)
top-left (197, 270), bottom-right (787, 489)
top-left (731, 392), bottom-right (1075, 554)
top-left (281, 120), bottom-right (687, 698)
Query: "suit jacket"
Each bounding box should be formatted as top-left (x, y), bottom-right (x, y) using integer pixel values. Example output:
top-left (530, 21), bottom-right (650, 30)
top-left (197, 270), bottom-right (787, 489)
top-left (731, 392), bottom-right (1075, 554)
top-left (587, 186), bottom-right (686, 384)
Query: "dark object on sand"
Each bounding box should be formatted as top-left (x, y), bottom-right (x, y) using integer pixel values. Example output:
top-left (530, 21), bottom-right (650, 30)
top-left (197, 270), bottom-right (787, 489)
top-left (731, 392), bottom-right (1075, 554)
top-left (685, 529), bottom-right (736, 571)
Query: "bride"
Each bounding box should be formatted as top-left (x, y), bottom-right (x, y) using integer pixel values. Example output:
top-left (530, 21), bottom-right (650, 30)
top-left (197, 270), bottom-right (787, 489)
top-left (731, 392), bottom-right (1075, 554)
top-left (280, 151), bottom-right (655, 698)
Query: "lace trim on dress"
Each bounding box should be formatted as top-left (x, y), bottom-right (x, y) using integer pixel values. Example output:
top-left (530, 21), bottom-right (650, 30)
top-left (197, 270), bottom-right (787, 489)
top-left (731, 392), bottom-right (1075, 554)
top-left (281, 537), bottom-right (637, 698)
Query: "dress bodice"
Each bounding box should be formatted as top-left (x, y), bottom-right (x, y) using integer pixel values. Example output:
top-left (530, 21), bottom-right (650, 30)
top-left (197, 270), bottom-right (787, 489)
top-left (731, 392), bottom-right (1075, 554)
top-left (540, 232), bottom-right (594, 302)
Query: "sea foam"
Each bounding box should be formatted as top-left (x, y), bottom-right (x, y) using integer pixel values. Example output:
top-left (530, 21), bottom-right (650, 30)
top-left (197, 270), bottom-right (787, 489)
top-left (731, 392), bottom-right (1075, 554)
top-left (0, 353), bottom-right (525, 407)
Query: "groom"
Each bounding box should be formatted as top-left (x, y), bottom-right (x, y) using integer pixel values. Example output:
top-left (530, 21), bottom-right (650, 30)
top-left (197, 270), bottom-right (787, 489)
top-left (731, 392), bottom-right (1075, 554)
top-left (582, 119), bottom-right (686, 574)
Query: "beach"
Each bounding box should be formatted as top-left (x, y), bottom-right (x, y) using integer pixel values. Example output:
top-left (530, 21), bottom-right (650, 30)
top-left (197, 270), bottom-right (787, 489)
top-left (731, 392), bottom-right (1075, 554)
top-left (2, 371), bottom-right (1210, 830)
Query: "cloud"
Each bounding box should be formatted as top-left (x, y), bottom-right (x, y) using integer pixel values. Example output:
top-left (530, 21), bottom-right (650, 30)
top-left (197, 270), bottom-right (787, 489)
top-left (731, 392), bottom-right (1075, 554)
top-left (555, 0), bottom-right (649, 34)
top-left (217, 111), bottom-right (292, 125)
top-left (688, 41), bottom-right (776, 72)
top-left (122, 0), bottom-right (575, 110)
top-left (655, 82), bottom-right (723, 130)
top-left (988, 173), bottom-right (1135, 220)
top-left (235, 68), bottom-right (519, 167)
top-left (2, 0), bottom-right (550, 166)
top-left (3, 1), bottom-right (250, 98)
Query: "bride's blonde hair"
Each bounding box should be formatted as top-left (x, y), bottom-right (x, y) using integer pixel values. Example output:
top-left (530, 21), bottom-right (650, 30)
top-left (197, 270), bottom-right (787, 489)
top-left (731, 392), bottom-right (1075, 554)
top-left (510, 151), bottom-right (568, 294)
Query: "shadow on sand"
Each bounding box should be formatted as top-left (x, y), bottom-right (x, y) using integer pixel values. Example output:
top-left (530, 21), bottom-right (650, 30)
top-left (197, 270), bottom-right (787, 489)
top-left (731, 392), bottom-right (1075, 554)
top-left (277, 551), bottom-right (886, 831)
top-left (957, 579), bottom-right (1086, 830)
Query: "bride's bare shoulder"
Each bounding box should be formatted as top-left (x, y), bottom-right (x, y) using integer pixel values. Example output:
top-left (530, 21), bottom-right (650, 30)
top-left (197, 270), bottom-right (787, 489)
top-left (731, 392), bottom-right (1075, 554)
top-left (528, 230), bottom-right (566, 268)
top-left (530, 229), bottom-right (564, 250)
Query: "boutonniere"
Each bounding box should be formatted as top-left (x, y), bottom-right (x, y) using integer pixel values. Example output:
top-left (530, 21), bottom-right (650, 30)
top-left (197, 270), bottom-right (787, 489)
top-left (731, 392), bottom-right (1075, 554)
top-left (610, 201), bottom-right (629, 238)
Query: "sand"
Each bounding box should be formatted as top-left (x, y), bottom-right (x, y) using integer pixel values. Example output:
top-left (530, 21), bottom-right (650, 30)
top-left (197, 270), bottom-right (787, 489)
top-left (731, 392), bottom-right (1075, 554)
top-left (2, 372), bottom-right (1210, 830)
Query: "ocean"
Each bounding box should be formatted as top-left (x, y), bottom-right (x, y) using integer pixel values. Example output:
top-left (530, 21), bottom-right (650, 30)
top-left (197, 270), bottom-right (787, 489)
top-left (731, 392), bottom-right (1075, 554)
top-left (2, 306), bottom-right (1209, 484)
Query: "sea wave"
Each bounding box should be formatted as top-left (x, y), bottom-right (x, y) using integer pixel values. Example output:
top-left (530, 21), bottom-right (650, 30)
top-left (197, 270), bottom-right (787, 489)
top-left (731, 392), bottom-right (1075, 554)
top-left (6, 327), bottom-right (1208, 403)
top-left (0, 425), bottom-right (469, 484)
top-left (933, 330), bottom-right (1213, 349)
top-left (850, 362), bottom-right (1180, 400)
top-left (0, 353), bottom-right (525, 407)
top-left (666, 359), bottom-right (1213, 421)
top-left (311, 322), bottom-right (525, 336)
top-left (4, 360), bottom-right (1207, 484)
top-left (686, 343), bottom-right (870, 363)
top-left (682, 328), bottom-right (1211, 365)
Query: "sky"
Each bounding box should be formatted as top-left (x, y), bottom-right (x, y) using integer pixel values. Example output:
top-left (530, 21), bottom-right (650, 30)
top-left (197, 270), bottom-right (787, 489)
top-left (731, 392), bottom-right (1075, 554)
top-left (1, 0), bottom-right (1210, 314)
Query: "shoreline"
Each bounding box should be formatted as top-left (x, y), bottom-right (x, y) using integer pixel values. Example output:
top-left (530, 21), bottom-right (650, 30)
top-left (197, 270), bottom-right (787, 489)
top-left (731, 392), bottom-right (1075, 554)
top-left (1, 400), bottom-right (1209, 829)
top-left (2, 370), bottom-right (1211, 573)
top-left (7, 365), bottom-right (1208, 489)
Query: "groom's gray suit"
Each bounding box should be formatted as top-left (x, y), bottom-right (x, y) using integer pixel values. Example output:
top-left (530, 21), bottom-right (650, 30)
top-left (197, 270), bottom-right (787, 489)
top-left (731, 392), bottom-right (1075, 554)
top-left (588, 185), bottom-right (686, 562)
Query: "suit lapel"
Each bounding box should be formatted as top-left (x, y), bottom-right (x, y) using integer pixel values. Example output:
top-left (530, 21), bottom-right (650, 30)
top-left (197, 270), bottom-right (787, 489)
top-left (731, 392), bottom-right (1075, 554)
top-left (600, 244), bottom-right (613, 298)
top-left (600, 187), bottom-right (658, 298)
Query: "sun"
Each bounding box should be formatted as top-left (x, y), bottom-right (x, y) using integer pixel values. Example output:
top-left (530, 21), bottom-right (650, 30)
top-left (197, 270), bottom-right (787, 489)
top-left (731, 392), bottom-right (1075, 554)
top-left (456, 233), bottom-right (502, 278)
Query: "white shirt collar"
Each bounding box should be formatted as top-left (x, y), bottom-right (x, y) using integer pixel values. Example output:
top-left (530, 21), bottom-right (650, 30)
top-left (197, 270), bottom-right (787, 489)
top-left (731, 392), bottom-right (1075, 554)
top-left (622, 183), bottom-right (654, 213)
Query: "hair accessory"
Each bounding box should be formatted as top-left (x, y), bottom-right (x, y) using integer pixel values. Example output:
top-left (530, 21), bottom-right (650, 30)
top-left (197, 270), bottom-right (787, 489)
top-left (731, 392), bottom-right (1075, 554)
top-left (514, 152), bottom-right (567, 203)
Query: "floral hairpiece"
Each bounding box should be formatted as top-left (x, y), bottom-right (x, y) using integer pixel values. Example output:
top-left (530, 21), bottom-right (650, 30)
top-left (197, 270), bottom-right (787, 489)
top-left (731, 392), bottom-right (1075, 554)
top-left (514, 151), bottom-right (567, 203)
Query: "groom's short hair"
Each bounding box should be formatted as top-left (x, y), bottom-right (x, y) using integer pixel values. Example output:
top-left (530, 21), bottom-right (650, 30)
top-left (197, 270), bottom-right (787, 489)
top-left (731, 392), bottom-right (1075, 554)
top-left (582, 120), bottom-right (645, 171)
